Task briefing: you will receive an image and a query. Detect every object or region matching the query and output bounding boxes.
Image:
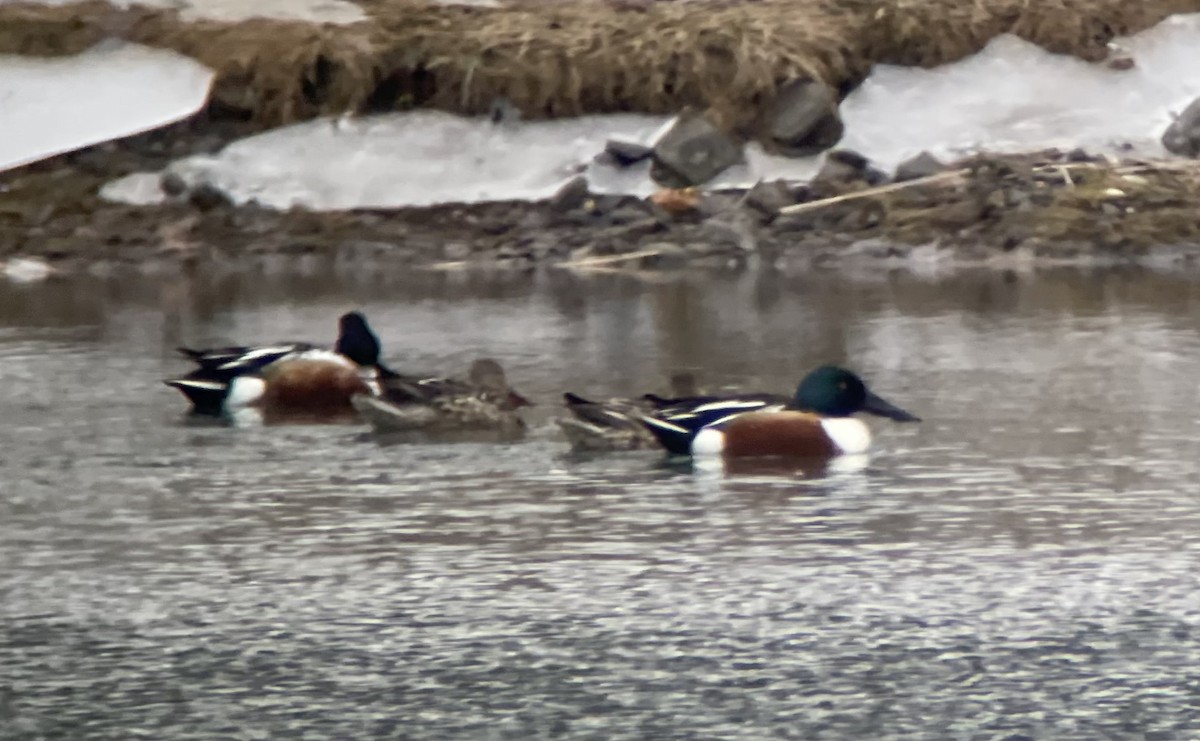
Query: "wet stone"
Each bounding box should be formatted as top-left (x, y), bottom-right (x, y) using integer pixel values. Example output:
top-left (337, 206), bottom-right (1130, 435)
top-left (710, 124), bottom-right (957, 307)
top-left (743, 179), bottom-right (795, 218)
top-left (160, 171), bottom-right (188, 197)
top-left (518, 209), bottom-right (553, 231)
top-left (651, 110), bottom-right (744, 187)
top-left (1065, 147), bottom-right (1099, 163)
top-left (771, 79), bottom-right (844, 157)
top-left (694, 192), bottom-right (741, 219)
top-left (602, 217), bottom-right (665, 241)
top-left (811, 149), bottom-right (887, 196)
top-left (188, 182), bottom-right (234, 211)
top-left (636, 241), bottom-right (688, 269)
top-left (548, 175), bottom-right (590, 213)
top-left (1162, 97), bottom-right (1200, 157)
top-left (772, 211), bottom-right (818, 234)
top-left (894, 151), bottom-right (947, 182)
top-left (489, 96), bottom-right (522, 126)
top-left (603, 204), bottom-right (655, 227)
top-left (442, 241), bottom-right (471, 261)
top-left (698, 212), bottom-right (757, 253)
top-left (603, 138), bottom-right (653, 166)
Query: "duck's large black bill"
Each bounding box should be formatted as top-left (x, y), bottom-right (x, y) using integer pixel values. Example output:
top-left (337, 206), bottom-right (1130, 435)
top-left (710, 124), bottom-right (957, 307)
top-left (862, 390), bottom-right (921, 422)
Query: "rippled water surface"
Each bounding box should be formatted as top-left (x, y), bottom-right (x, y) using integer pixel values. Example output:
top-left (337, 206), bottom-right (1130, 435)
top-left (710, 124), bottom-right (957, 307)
top-left (5, 263), bottom-right (1200, 739)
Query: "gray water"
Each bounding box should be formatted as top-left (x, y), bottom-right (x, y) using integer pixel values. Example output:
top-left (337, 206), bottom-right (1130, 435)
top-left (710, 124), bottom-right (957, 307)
top-left (4, 262), bottom-right (1200, 740)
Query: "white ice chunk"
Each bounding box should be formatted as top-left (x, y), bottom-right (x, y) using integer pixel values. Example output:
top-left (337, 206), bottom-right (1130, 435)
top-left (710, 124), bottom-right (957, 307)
top-left (103, 111), bottom-right (824, 209)
top-left (0, 41), bottom-right (213, 173)
top-left (104, 171), bottom-right (168, 205)
top-left (839, 14), bottom-right (1200, 170)
top-left (2, 258), bottom-right (53, 283)
top-left (134, 112), bottom-right (675, 210)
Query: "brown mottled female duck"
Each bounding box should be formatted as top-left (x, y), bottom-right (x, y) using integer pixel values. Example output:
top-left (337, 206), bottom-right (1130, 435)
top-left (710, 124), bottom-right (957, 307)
top-left (352, 358), bottom-right (531, 434)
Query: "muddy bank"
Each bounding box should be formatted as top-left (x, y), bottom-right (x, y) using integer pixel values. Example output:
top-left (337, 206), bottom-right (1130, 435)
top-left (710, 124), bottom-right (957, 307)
top-left (1, 0), bottom-right (1197, 138)
top-left (5, 129), bottom-right (1200, 272)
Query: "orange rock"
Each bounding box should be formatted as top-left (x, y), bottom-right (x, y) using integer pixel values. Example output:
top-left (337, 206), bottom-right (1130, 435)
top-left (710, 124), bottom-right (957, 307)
top-left (649, 187), bottom-right (700, 215)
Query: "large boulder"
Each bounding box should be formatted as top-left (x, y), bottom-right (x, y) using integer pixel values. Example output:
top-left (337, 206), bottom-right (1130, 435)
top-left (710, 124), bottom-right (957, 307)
top-left (770, 79), bottom-right (844, 157)
top-left (650, 110), bottom-right (744, 187)
top-left (1162, 97), bottom-right (1200, 157)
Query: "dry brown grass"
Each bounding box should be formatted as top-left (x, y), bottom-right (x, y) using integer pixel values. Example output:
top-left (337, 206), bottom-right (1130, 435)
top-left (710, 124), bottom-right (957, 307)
top-left (1, 0), bottom-right (1199, 134)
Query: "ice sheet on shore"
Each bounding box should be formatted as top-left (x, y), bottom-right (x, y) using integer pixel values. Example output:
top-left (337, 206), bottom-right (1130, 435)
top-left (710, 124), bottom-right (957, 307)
top-left (838, 13), bottom-right (1200, 166)
top-left (0, 41), bottom-right (213, 173)
top-left (93, 11), bottom-right (1200, 210)
top-left (104, 113), bottom-right (821, 209)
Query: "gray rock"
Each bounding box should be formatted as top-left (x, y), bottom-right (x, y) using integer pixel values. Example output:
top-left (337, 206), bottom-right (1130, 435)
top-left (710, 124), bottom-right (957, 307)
top-left (650, 110), bottom-right (744, 187)
top-left (694, 192), bottom-right (741, 219)
top-left (160, 171), bottom-right (189, 197)
top-left (489, 97), bottom-right (522, 126)
top-left (603, 138), bottom-right (653, 166)
top-left (811, 149), bottom-right (886, 194)
top-left (742, 179), bottom-right (795, 218)
top-left (770, 79), bottom-right (843, 156)
top-left (1065, 147), bottom-right (1098, 163)
top-left (604, 204), bottom-right (656, 226)
top-left (647, 160), bottom-right (691, 189)
top-left (1107, 55), bottom-right (1135, 71)
top-left (700, 211), bottom-right (758, 253)
top-left (1162, 97), bottom-right (1200, 157)
top-left (441, 241), bottom-right (471, 261)
top-left (894, 151), bottom-right (947, 182)
top-left (604, 217), bottom-right (665, 241)
top-left (830, 150), bottom-right (888, 185)
top-left (771, 211), bottom-right (818, 234)
top-left (638, 241), bottom-right (689, 269)
top-left (548, 175), bottom-right (590, 213)
top-left (518, 209), bottom-right (553, 231)
top-left (188, 182), bottom-right (234, 211)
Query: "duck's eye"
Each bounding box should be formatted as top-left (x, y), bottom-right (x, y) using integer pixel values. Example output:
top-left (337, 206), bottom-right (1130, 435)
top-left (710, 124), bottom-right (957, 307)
top-left (838, 382), bottom-right (847, 390)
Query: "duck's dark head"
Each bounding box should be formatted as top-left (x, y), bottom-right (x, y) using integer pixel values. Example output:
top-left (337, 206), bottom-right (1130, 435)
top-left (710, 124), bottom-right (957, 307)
top-left (792, 365), bottom-right (920, 422)
top-left (335, 311), bottom-right (382, 368)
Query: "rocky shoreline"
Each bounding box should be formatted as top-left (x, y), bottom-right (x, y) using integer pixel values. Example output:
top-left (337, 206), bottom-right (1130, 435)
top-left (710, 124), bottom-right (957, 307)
top-left (5, 117), bottom-right (1200, 275)
top-left (7, 0), bottom-right (1200, 275)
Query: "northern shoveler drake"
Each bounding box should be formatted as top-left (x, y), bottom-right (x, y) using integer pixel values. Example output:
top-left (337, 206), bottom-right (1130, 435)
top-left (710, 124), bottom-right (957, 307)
top-left (352, 358), bottom-right (531, 434)
top-left (164, 311), bottom-right (390, 422)
top-left (641, 365), bottom-right (919, 459)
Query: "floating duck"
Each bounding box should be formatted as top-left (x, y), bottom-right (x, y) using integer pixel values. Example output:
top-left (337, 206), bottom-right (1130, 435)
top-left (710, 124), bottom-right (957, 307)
top-left (641, 365), bottom-right (919, 459)
top-left (165, 311), bottom-right (389, 423)
top-left (352, 358), bottom-right (531, 434)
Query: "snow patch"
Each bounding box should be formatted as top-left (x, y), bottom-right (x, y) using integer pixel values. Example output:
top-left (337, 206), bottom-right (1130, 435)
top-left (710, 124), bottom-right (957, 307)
top-left (838, 15), bottom-right (1200, 168)
top-left (0, 41), bottom-right (213, 173)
